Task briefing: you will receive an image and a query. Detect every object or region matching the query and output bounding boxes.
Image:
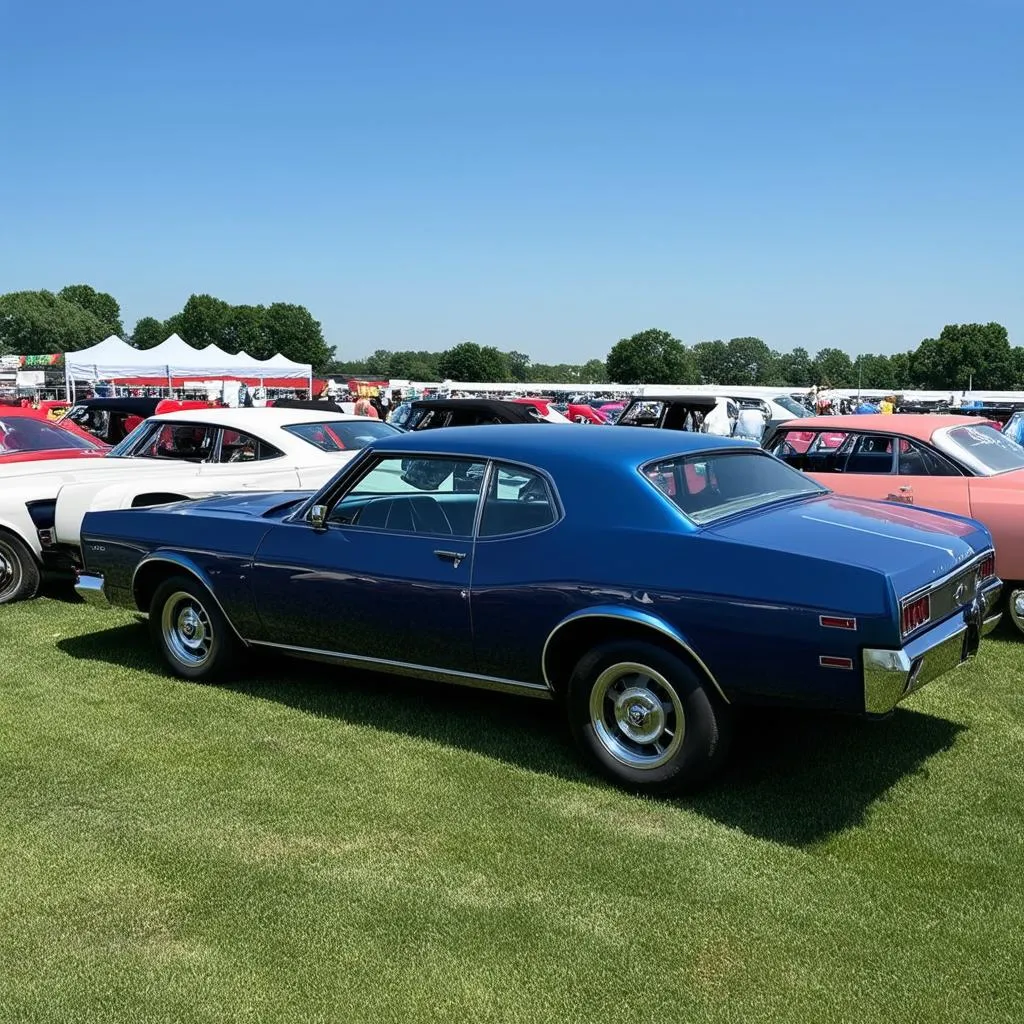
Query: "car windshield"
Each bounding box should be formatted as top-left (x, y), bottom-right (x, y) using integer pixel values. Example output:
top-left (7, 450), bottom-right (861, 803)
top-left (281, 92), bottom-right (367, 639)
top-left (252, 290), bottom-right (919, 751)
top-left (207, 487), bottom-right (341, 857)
top-left (642, 450), bottom-right (825, 525)
top-left (773, 395), bottom-right (812, 417)
top-left (0, 416), bottom-right (98, 453)
top-left (283, 420), bottom-right (399, 452)
top-left (935, 424), bottom-right (1024, 476)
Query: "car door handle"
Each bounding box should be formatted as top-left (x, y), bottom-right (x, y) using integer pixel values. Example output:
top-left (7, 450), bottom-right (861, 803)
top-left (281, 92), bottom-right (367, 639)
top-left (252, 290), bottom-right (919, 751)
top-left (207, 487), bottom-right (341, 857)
top-left (434, 549), bottom-right (467, 568)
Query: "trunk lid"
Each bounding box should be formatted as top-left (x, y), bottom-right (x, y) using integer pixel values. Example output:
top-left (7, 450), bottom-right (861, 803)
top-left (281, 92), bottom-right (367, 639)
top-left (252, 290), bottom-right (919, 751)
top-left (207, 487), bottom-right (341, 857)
top-left (707, 494), bottom-right (990, 597)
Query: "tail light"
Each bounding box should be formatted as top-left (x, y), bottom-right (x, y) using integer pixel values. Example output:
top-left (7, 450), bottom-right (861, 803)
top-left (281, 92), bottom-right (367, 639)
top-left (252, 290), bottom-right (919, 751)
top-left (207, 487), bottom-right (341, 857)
top-left (901, 594), bottom-right (931, 637)
top-left (979, 553), bottom-right (996, 580)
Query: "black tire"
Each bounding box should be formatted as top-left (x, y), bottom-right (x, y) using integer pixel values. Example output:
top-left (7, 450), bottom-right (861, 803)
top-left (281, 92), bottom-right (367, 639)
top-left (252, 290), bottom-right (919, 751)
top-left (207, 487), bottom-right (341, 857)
top-left (566, 640), bottom-right (732, 795)
top-left (0, 530), bottom-right (41, 605)
top-left (148, 574), bottom-right (241, 681)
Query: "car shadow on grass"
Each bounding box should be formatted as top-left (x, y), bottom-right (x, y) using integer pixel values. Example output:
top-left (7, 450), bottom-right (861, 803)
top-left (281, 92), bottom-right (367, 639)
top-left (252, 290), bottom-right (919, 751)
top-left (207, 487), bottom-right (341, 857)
top-left (58, 622), bottom-right (964, 848)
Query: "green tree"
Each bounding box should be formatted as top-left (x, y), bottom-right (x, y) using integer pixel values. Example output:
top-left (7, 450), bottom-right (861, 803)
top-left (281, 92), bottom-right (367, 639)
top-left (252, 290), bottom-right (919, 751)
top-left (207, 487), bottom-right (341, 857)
top-left (388, 350), bottom-right (442, 380)
top-left (224, 304), bottom-right (269, 356)
top-left (775, 347), bottom-right (813, 387)
top-left (852, 353), bottom-right (893, 389)
top-left (263, 302), bottom-right (333, 373)
top-left (606, 328), bottom-right (697, 385)
top-left (0, 289), bottom-right (109, 353)
top-left (58, 285), bottom-right (124, 336)
top-left (131, 316), bottom-right (167, 350)
top-left (506, 350), bottom-right (531, 383)
top-left (174, 294), bottom-right (234, 348)
top-left (579, 358), bottom-right (608, 384)
top-left (692, 340), bottom-right (729, 383)
top-left (722, 336), bottom-right (775, 385)
top-left (438, 342), bottom-right (509, 382)
top-left (811, 348), bottom-right (855, 387)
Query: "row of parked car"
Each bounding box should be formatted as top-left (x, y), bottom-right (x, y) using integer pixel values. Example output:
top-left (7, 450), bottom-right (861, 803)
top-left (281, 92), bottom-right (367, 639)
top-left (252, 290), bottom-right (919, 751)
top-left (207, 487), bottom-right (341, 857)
top-left (0, 395), bottom-right (1010, 795)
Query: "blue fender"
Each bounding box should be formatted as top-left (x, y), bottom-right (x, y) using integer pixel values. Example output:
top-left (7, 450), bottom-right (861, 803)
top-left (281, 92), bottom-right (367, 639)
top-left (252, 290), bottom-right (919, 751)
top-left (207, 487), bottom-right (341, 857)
top-left (540, 603), bottom-right (728, 702)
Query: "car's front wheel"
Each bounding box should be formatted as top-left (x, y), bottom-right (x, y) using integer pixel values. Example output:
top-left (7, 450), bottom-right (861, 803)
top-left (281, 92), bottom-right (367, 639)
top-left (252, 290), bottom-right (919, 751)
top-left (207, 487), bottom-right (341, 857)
top-left (566, 641), bottom-right (731, 795)
top-left (149, 575), bottom-right (240, 680)
top-left (0, 531), bottom-right (41, 605)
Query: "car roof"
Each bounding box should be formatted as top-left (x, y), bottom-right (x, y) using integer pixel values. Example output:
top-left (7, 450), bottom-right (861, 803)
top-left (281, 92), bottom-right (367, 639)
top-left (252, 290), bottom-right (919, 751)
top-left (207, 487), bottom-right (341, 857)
top-left (774, 414), bottom-right (994, 441)
top-left (69, 397), bottom-right (162, 415)
top-left (151, 407), bottom-right (364, 427)
top-left (368, 422), bottom-right (748, 471)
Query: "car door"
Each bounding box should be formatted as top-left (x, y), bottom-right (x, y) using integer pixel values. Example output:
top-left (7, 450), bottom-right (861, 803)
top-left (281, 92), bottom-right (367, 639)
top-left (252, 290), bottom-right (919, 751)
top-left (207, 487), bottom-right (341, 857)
top-left (248, 453), bottom-right (486, 672)
top-left (195, 429), bottom-right (302, 490)
top-left (467, 462), bottom-right (565, 684)
top-left (779, 430), bottom-right (972, 515)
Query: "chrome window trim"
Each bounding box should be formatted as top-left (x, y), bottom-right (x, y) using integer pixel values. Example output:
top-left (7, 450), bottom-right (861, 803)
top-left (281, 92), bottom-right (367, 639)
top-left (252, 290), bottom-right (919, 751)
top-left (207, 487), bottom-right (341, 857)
top-left (247, 640), bottom-right (553, 699)
top-left (291, 448), bottom-right (566, 539)
top-left (476, 460), bottom-right (564, 539)
top-left (540, 610), bottom-right (729, 704)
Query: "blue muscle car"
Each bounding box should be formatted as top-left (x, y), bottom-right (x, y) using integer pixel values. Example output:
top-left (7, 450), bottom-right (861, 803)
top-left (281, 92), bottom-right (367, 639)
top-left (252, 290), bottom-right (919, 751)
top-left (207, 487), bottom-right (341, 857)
top-left (74, 426), bottom-right (1003, 794)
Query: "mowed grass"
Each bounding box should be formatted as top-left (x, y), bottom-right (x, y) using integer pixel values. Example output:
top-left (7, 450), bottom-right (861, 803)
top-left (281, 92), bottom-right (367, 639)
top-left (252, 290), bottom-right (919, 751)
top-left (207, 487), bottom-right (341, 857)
top-left (0, 596), bottom-right (1022, 1024)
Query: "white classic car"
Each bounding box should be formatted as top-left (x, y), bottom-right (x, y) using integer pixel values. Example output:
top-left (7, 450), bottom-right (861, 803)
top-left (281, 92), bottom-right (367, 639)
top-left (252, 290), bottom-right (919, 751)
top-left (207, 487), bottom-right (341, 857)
top-left (0, 407), bottom-right (398, 604)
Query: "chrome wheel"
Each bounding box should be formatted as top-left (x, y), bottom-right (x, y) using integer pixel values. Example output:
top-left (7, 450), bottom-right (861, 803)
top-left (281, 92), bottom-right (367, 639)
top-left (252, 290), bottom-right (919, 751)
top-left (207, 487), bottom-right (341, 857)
top-left (0, 542), bottom-right (21, 600)
top-left (1009, 588), bottom-right (1024, 634)
top-left (588, 662), bottom-right (685, 769)
top-left (161, 591), bottom-right (215, 668)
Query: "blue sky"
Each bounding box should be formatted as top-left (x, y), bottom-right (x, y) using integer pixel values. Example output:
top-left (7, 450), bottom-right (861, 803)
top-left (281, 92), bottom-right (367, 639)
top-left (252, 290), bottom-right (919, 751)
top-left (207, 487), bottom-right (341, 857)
top-left (2, 0), bottom-right (1021, 362)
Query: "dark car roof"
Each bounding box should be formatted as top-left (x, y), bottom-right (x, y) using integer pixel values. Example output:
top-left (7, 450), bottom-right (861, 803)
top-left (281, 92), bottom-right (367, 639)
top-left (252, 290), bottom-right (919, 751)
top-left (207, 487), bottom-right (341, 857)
top-left (273, 399), bottom-right (347, 412)
top-left (624, 394), bottom-right (719, 407)
top-left (409, 398), bottom-right (540, 423)
top-left (71, 397), bottom-right (162, 416)
top-left (370, 422), bottom-right (745, 470)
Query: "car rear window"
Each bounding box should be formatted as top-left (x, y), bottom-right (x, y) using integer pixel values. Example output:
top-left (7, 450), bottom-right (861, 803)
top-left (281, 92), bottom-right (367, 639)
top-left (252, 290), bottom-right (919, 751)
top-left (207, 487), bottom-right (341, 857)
top-left (643, 449), bottom-right (825, 525)
top-left (0, 415), bottom-right (99, 453)
top-left (283, 420), bottom-right (398, 452)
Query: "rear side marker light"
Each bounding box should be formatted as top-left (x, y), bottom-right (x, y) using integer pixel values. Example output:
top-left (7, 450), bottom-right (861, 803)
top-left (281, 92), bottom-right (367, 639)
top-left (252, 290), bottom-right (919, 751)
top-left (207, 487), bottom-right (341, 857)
top-left (819, 656), bottom-right (854, 670)
top-left (820, 616), bottom-right (857, 630)
top-left (980, 554), bottom-right (996, 580)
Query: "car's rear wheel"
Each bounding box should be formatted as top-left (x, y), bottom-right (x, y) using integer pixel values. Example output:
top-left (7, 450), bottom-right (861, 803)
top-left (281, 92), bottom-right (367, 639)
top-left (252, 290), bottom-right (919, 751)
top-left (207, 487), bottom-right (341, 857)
top-left (566, 641), bottom-right (731, 795)
top-left (149, 575), bottom-right (240, 680)
top-left (0, 531), bottom-right (41, 605)
top-left (1006, 585), bottom-right (1024, 635)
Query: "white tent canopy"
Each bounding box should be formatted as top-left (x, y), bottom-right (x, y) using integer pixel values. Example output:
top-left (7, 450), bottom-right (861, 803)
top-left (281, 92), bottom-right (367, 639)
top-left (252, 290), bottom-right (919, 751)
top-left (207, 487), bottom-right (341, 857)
top-left (64, 334), bottom-right (313, 392)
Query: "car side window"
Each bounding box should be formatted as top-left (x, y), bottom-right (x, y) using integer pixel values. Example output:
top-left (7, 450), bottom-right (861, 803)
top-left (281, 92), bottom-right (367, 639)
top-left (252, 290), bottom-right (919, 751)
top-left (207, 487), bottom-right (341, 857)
top-left (897, 440), bottom-right (959, 476)
top-left (216, 430), bottom-right (284, 463)
top-left (135, 423), bottom-right (217, 461)
top-left (478, 464), bottom-right (558, 537)
top-left (843, 434), bottom-right (896, 474)
top-left (326, 455), bottom-right (486, 537)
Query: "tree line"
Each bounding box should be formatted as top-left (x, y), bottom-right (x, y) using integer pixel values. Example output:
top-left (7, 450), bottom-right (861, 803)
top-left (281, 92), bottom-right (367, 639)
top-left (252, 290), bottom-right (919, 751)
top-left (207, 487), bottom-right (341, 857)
top-left (0, 283), bottom-right (1016, 390)
top-left (0, 288), bottom-right (333, 374)
top-left (332, 323), bottom-right (1020, 392)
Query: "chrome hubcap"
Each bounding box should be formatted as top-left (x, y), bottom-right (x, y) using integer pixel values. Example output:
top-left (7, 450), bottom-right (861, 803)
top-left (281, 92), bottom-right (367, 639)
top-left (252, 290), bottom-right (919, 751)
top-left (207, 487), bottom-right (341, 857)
top-left (589, 662), bottom-right (685, 769)
top-left (161, 591), bottom-right (214, 667)
top-left (1010, 589), bottom-right (1024, 633)
top-left (0, 545), bottom-right (18, 596)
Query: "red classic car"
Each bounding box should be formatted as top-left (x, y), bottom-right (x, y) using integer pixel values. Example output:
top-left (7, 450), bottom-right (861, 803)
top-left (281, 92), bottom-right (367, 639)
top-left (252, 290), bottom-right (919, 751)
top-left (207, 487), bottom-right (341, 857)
top-left (0, 408), bottom-right (108, 464)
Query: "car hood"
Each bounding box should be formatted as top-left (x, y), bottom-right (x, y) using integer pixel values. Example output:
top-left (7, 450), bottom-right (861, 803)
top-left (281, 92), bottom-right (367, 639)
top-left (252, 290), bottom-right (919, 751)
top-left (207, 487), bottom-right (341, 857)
top-left (708, 494), bottom-right (990, 596)
top-left (162, 489), bottom-right (315, 519)
top-left (0, 456), bottom-right (147, 490)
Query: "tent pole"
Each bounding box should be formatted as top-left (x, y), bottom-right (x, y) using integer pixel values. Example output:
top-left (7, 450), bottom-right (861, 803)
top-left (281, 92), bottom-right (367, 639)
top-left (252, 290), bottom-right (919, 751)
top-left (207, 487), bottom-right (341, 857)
top-left (64, 357), bottom-right (71, 402)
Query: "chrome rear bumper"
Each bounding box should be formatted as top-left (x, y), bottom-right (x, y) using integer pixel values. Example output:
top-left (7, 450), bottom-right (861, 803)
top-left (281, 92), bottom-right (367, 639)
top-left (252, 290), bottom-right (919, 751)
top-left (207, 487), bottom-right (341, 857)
top-left (863, 579), bottom-right (1002, 715)
top-left (75, 572), bottom-right (109, 608)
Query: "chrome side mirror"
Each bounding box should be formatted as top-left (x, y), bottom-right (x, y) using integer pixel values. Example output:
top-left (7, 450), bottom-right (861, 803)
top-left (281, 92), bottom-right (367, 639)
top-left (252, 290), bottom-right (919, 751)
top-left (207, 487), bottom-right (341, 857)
top-left (310, 504), bottom-right (328, 531)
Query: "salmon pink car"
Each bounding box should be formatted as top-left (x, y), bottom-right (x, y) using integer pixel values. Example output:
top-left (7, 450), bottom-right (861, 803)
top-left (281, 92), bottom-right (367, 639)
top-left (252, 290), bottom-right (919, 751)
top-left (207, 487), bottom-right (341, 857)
top-left (765, 414), bottom-right (1024, 633)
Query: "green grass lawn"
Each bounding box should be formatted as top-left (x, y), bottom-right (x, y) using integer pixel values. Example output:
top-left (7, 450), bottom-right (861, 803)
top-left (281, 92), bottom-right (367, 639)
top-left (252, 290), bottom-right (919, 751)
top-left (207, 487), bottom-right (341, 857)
top-left (1, 595), bottom-right (1021, 1023)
